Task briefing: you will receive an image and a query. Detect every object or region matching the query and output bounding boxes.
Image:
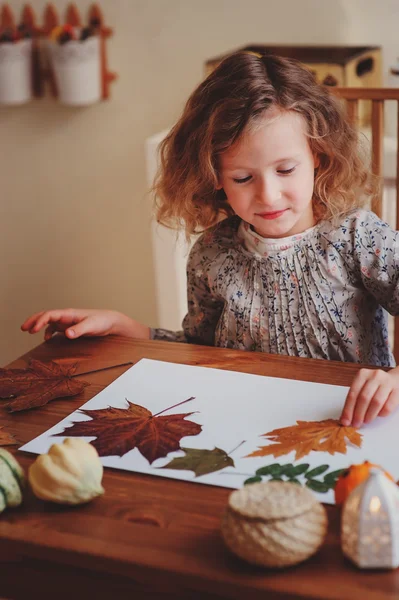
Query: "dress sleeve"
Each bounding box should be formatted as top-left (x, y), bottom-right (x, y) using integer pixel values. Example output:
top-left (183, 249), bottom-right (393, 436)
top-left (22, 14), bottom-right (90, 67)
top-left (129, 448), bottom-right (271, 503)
top-left (337, 211), bottom-right (399, 315)
top-left (150, 236), bottom-right (224, 345)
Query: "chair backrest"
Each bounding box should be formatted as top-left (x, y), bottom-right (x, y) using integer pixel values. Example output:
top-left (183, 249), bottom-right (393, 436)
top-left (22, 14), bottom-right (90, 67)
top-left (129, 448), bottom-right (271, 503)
top-left (334, 87), bottom-right (399, 362)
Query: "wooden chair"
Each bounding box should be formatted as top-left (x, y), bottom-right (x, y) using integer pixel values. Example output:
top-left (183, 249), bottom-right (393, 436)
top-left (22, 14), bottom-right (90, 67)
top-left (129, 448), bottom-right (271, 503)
top-left (334, 87), bottom-right (399, 362)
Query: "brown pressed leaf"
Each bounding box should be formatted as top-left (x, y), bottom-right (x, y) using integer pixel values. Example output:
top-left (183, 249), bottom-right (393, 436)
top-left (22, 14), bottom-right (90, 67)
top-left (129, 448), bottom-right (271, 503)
top-left (0, 359), bottom-right (89, 412)
top-left (246, 419), bottom-right (362, 461)
top-left (55, 398), bottom-right (202, 463)
top-left (0, 426), bottom-right (17, 446)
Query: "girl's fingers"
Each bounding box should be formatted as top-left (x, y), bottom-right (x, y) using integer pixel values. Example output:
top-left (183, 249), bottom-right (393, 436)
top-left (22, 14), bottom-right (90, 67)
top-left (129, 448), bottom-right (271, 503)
top-left (20, 311), bottom-right (45, 331)
top-left (45, 315), bottom-right (96, 341)
top-left (25, 311), bottom-right (62, 333)
top-left (44, 324), bottom-right (56, 341)
top-left (378, 389), bottom-right (399, 417)
top-left (350, 378), bottom-right (380, 427)
top-left (363, 384), bottom-right (391, 424)
top-left (21, 309), bottom-right (112, 340)
top-left (340, 369), bottom-right (370, 426)
top-left (65, 316), bottom-right (98, 339)
top-left (30, 309), bottom-right (81, 334)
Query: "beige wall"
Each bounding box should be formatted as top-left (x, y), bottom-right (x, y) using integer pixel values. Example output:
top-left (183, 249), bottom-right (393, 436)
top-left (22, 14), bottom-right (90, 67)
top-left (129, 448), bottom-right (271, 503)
top-left (2, 0), bottom-right (399, 365)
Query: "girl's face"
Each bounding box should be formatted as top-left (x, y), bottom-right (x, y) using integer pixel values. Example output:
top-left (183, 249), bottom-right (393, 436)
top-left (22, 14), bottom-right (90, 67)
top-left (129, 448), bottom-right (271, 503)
top-left (218, 108), bottom-right (317, 239)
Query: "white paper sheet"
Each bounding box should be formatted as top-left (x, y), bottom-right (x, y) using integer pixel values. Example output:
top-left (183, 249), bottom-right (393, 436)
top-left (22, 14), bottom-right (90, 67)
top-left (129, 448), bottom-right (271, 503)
top-left (20, 358), bottom-right (399, 504)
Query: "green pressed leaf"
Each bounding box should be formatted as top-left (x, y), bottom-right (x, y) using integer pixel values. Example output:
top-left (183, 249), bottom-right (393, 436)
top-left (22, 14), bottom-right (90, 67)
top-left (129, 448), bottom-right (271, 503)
top-left (255, 463), bottom-right (282, 476)
top-left (244, 476), bottom-right (263, 485)
top-left (160, 447), bottom-right (234, 477)
top-left (280, 463), bottom-right (294, 476)
top-left (323, 469), bottom-right (347, 484)
top-left (270, 476), bottom-right (284, 481)
top-left (283, 463), bottom-right (310, 477)
top-left (306, 479), bottom-right (330, 493)
top-left (282, 467), bottom-right (295, 478)
top-left (255, 466), bottom-right (272, 476)
top-left (305, 465), bottom-right (330, 479)
top-left (288, 478), bottom-right (301, 485)
top-left (291, 463), bottom-right (310, 476)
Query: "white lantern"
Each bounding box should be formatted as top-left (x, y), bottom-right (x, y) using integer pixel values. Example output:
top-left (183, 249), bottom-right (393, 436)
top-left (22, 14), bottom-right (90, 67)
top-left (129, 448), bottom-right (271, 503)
top-left (341, 467), bottom-right (399, 568)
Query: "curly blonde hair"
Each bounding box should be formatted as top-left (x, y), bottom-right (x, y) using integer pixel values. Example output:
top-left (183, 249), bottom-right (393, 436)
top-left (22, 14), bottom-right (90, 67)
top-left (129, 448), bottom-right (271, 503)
top-left (154, 51), bottom-right (377, 236)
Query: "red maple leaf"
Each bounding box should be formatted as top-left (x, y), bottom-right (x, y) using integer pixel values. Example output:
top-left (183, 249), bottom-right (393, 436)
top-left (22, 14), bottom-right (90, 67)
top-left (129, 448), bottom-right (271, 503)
top-left (0, 359), bottom-right (89, 412)
top-left (55, 397), bottom-right (202, 463)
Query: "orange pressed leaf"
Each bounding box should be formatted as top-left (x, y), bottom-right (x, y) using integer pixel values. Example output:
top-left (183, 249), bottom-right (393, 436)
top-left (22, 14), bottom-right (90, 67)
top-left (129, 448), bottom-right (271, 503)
top-left (0, 426), bottom-right (17, 446)
top-left (55, 397), bottom-right (202, 463)
top-left (0, 359), bottom-right (89, 412)
top-left (246, 419), bottom-right (362, 461)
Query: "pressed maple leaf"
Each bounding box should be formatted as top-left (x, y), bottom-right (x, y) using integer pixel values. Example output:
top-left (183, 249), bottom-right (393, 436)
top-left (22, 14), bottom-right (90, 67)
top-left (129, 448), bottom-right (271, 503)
top-left (55, 397), bottom-right (202, 463)
top-left (246, 419), bottom-right (362, 461)
top-left (161, 446), bottom-right (235, 477)
top-left (0, 426), bottom-right (17, 446)
top-left (0, 359), bottom-right (89, 412)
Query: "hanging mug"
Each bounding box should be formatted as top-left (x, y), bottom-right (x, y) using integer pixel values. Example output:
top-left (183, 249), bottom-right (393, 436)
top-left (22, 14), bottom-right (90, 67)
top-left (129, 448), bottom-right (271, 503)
top-left (0, 38), bottom-right (33, 105)
top-left (47, 35), bottom-right (101, 106)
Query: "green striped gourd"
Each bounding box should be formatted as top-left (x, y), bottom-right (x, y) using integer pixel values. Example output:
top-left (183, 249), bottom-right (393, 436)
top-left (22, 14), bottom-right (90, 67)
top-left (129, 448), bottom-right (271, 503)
top-left (0, 448), bottom-right (25, 513)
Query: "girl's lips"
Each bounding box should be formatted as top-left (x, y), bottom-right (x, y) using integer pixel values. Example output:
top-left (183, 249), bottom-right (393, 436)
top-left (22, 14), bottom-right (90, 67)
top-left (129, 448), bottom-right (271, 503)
top-left (256, 209), bottom-right (288, 220)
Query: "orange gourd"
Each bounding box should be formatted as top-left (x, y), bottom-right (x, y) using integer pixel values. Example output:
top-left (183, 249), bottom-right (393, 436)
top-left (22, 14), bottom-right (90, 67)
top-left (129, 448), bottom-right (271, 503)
top-left (334, 461), bottom-right (394, 505)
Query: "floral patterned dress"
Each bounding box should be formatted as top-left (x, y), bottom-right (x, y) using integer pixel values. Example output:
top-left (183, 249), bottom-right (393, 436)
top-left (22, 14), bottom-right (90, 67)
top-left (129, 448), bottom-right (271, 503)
top-left (151, 209), bottom-right (399, 367)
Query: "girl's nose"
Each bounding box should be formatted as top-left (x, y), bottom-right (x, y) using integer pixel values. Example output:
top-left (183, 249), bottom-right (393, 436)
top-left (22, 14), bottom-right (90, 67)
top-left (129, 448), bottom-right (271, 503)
top-left (256, 178), bottom-right (281, 206)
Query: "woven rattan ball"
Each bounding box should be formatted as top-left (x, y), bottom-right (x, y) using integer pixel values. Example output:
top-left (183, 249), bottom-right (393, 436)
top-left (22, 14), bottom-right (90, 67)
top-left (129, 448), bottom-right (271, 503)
top-left (221, 481), bottom-right (328, 568)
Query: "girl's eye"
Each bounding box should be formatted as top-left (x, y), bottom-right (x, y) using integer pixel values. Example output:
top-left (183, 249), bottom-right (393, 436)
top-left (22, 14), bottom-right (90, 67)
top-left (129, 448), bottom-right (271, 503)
top-left (233, 176), bottom-right (252, 184)
top-left (277, 167), bottom-right (296, 175)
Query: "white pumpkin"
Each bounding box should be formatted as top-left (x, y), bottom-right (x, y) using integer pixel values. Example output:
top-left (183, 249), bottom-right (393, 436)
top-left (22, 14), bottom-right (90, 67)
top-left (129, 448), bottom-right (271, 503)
top-left (29, 438), bottom-right (104, 505)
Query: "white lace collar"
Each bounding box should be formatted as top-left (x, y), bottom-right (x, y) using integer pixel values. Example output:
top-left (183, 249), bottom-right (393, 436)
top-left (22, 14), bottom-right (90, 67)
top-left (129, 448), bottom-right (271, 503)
top-left (237, 220), bottom-right (318, 255)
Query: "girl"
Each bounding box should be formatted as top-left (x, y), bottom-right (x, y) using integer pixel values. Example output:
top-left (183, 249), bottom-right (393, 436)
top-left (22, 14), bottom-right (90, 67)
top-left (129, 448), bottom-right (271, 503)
top-left (22, 52), bottom-right (399, 429)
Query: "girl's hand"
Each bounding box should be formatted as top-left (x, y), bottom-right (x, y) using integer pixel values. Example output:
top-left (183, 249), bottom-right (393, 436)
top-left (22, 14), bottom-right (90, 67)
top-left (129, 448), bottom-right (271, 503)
top-left (21, 308), bottom-right (150, 341)
top-left (340, 367), bottom-right (399, 428)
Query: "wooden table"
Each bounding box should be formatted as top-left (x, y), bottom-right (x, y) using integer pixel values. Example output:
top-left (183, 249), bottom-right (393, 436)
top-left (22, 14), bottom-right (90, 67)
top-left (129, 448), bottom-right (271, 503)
top-left (1, 335), bottom-right (399, 600)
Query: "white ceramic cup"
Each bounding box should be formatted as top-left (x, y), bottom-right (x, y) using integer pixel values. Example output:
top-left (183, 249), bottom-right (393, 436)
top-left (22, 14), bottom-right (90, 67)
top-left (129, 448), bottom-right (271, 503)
top-left (0, 38), bottom-right (33, 105)
top-left (47, 35), bottom-right (101, 106)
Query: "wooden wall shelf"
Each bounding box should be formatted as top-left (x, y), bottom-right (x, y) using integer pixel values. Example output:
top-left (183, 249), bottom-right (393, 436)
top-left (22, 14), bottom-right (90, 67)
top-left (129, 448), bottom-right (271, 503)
top-left (0, 2), bottom-right (117, 104)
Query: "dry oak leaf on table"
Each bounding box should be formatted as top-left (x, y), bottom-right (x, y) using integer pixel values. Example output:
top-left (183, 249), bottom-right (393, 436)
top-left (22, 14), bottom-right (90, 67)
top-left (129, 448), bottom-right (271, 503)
top-left (0, 426), bottom-right (17, 446)
top-left (55, 398), bottom-right (202, 463)
top-left (246, 419), bottom-right (362, 461)
top-left (0, 359), bottom-right (89, 413)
